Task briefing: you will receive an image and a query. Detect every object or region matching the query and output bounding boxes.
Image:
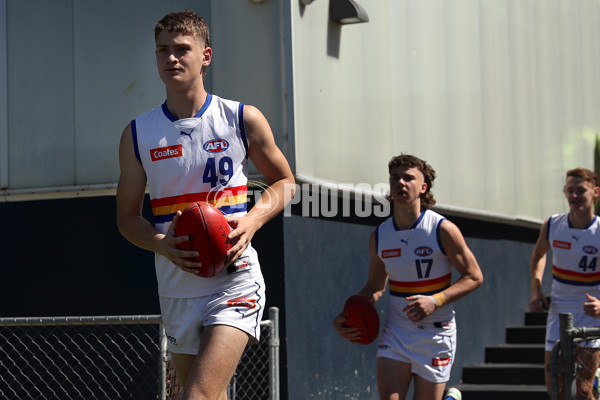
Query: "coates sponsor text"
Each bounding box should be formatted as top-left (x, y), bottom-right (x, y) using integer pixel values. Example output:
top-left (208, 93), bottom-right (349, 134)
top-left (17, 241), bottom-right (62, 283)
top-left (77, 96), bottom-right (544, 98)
top-left (150, 144), bottom-right (183, 161)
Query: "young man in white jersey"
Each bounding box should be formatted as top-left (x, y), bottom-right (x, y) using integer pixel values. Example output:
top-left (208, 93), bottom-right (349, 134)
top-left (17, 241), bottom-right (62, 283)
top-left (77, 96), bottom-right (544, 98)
top-left (116, 10), bottom-right (295, 400)
top-left (530, 168), bottom-right (600, 399)
top-left (333, 154), bottom-right (483, 400)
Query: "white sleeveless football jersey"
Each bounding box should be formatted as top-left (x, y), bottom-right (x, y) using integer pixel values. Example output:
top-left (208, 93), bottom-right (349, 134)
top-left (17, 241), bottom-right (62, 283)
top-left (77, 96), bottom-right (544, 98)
top-left (376, 209), bottom-right (454, 321)
top-left (133, 94), bottom-right (262, 298)
top-left (548, 213), bottom-right (600, 309)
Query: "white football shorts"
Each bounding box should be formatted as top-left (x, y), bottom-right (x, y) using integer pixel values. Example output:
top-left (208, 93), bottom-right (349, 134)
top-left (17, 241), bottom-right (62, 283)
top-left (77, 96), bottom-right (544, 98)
top-left (159, 278), bottom-right (266, 355)
top-left (545, 303), bottom-right (600, 351)
top-left (376, 316), bottom-right (457, 383)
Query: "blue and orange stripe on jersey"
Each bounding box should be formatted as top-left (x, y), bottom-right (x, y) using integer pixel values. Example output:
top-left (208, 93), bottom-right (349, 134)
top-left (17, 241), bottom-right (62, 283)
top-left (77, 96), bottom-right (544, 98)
top-left (389, 273), bottom-right (452, 297)
top-left (151, 185), bottom-right (247, 224)
top-left (552, 265), bottom-right (600, 286)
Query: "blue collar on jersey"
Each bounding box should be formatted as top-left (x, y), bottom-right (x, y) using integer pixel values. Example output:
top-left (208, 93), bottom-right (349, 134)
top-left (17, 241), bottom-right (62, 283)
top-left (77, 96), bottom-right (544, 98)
top-left (161, 93), bottom-right (213, 122)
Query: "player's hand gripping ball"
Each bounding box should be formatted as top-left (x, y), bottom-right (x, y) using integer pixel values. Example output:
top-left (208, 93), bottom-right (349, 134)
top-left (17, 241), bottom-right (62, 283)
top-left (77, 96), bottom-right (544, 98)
top-left (344, 295), bottom-right (380, 345)
top-left (175, 201), bottom-right (232, 278)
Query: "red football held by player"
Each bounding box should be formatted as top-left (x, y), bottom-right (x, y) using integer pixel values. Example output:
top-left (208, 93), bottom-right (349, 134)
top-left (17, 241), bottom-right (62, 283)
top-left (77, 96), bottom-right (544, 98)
top-left (175, 201), bottom-right (232, 278)
top-left (344, 295), bottom-right (380, 345)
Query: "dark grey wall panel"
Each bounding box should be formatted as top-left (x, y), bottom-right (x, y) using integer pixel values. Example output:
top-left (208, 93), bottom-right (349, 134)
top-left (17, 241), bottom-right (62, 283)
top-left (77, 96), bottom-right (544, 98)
top-left (0, 195), bottom-right (158, 316)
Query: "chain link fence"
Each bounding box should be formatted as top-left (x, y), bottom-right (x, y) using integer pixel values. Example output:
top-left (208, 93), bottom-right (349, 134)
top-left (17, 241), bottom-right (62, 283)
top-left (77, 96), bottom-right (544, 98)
top-left (548, 313), bottom-right (600, 400)
top-left (0, 307), bottom-right (279, 400)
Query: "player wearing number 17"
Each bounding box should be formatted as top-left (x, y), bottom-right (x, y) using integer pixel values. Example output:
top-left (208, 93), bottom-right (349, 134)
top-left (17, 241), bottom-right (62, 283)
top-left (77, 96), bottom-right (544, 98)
top-left (116, 10), bottom-right (295, 400)
top-left (333, 154), bottom-right (483, 400)
top-left (529, 168), bottom-right (600, 399)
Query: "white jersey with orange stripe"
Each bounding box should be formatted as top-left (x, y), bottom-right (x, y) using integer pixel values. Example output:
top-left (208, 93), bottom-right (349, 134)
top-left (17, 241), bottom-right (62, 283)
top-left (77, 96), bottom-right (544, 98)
top-left (132, 94), bottom-right (262, 298)
top-left (548, 212), bottom-right (600, 309)
top-left (376, 210), bottom-right (454, 322)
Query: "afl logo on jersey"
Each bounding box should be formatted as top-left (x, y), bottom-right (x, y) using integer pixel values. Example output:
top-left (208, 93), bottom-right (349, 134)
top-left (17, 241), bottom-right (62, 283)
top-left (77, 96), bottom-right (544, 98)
top-left (583, 246), bottom-right (598, 255)
top-left (414, 246), bottom-right (433, 257)
top-left (203, 139), bottom-right (229, 153)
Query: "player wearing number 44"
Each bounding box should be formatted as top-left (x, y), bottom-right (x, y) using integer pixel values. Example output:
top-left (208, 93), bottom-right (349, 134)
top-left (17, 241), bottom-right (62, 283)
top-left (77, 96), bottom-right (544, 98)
top-left (529, 168), bottom-right (600, 399)
top-left (116, 10), bottom-right (295, 400)
top-left (334, 154), bottom-right (483, 400)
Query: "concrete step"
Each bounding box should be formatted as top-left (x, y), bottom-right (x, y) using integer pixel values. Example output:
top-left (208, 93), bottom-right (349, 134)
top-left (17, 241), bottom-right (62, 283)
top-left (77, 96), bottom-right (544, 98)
top-left (462, 363), bottom-right (545, 385)
top-left (453, 311), bottom-right (550, 398)
top-left (506, 325), bottom-right (546, 344)
top-left (452, 384), bottom-right (549, 400)
top-left (485, 343), bottom-right (545, 364)
top-left (525, 311), bottom-right (548, 326)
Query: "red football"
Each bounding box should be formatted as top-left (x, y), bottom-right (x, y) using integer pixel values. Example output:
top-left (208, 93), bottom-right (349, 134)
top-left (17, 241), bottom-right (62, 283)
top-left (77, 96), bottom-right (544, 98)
top-left (174, 201), bottom-right (232, 278)
top-left (344, 295), bottom-right (380, 345)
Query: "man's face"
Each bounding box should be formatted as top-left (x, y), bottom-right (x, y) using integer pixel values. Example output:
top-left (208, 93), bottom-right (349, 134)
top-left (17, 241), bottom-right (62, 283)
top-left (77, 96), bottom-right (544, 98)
top-left (388, 166), bottom-right (427, 207)
top-left (155, 31), bottom-right (211, 88)
top-left (564, 176), bottom-right (600, 212)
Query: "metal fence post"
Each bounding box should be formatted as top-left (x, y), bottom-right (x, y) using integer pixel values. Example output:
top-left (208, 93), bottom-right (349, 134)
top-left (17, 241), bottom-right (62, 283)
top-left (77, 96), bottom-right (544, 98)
top-left (160, 323), bottom-right (167, 400)
top-left (269, 307), bottom-right (280, 400)
top-left (560, 313), bottom-right (576, 400)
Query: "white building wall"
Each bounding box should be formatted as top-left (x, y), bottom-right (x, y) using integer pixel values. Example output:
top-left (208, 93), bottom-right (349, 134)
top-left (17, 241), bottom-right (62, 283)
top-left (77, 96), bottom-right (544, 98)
top-left (291, 0), bottom-right (600, 223)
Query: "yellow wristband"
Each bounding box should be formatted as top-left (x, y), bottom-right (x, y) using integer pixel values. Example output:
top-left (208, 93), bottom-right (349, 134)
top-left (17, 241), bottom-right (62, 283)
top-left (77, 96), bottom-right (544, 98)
top-left (432, 292), bottom-right (447, 308)
top-left (531, 280), bottom-right (541, 291)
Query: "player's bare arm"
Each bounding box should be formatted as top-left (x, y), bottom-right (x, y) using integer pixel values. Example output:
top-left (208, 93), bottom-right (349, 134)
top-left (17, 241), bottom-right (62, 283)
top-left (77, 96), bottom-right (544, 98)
top-left (334, 231), bottom-right (388, 343)
top-left (403, 219), bottom-right (483, 322)
top-left (224, 105), bottom-right (295, 263)
top-left (116, 123), bottom-right (201, 273)
top-left (358, 231), bottom-right (390, 304)
top-left (529, 219), bottom-right (550, 312)
top-left (438, 220), bottom-right (483, 301)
